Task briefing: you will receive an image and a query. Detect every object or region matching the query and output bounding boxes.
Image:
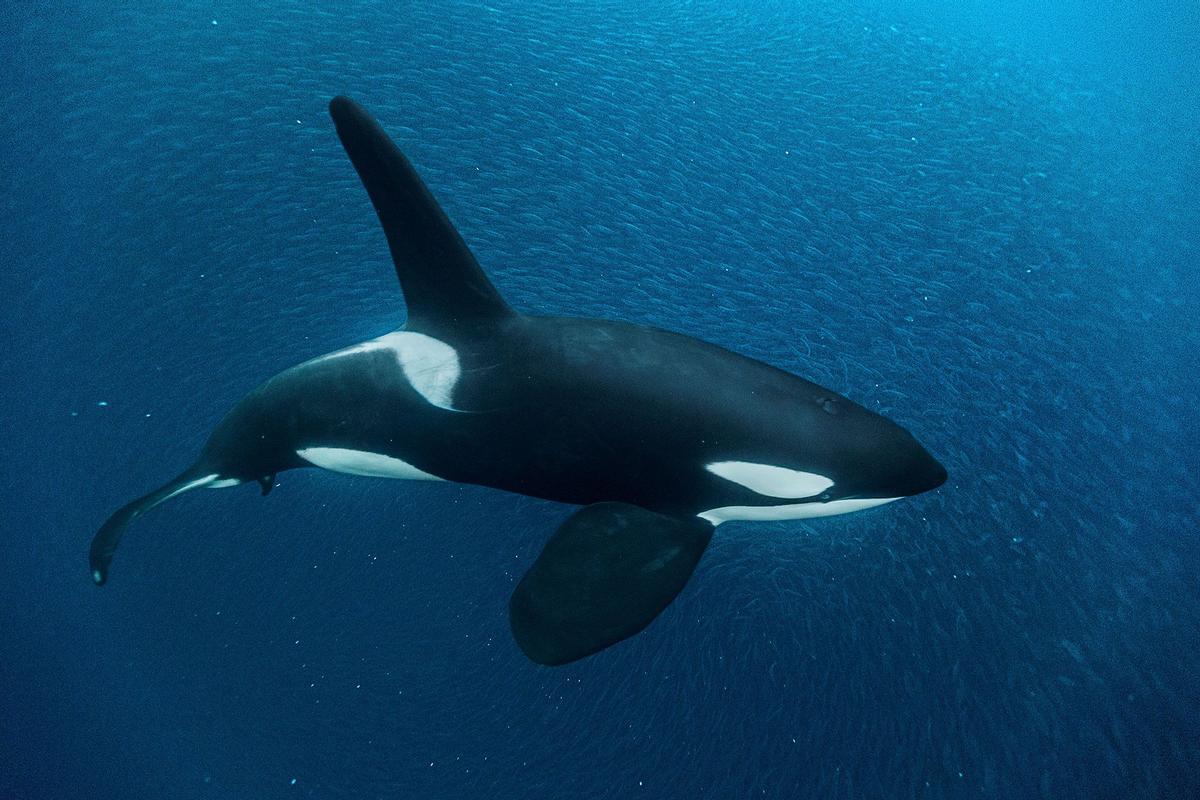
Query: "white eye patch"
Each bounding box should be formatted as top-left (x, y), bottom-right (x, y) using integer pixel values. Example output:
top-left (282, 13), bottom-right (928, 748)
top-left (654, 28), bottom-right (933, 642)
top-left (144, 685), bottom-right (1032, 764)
top-left (705, 461), bottom-right (834, 499)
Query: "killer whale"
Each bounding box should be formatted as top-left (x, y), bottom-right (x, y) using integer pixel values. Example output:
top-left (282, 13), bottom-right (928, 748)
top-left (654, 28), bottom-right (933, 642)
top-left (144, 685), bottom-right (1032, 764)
top-left (90, 96), bottom-right (947, 665)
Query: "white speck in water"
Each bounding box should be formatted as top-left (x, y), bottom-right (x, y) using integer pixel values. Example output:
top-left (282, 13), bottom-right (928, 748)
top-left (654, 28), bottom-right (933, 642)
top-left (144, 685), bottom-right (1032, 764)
top-left (97, 401), bottom-right (108, 407)
top-left (290, 778), bottom-right (296, 785)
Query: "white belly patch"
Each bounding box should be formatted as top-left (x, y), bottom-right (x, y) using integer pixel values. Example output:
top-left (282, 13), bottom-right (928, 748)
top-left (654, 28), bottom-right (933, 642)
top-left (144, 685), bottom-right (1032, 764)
top-left (297, 447), bottom-right (443, 481)
top-left (705, 461), bottom-right (834, 498)
top-left (698, 496), bottom-right (900, 526)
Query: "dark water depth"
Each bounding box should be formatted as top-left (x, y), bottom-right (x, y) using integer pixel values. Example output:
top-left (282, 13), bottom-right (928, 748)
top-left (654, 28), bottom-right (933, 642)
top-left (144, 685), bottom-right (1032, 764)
top-left (2, 1), bottom-right (1197, 798)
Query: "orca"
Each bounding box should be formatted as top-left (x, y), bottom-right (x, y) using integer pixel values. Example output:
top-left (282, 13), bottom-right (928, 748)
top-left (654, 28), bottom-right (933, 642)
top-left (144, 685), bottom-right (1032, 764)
top-left (90, 97), bottom-right (947, 666)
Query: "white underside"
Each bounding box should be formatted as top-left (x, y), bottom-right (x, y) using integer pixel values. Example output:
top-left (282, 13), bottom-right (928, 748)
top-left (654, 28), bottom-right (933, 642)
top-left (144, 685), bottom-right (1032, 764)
top-left (698, 496), bottom-right (900, 526)
top-left (296, 446), bottom-right (443, 481)
top-left (196, 449), bottom-right (891, 528)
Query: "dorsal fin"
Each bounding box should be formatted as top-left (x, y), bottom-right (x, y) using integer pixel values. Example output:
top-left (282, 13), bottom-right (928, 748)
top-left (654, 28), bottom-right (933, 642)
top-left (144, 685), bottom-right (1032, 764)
top-left (329, 96), bottom-right (513, 333)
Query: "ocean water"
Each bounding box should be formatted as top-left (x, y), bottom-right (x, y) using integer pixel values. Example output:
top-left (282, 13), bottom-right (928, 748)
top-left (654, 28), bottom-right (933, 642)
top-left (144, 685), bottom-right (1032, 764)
top-left (2, 1), bottom-right (1197, 798)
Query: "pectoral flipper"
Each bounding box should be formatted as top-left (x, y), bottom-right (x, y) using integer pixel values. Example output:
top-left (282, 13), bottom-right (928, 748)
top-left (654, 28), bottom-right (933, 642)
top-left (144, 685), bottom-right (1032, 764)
top-left (509, 502), bottom-right (713, 665)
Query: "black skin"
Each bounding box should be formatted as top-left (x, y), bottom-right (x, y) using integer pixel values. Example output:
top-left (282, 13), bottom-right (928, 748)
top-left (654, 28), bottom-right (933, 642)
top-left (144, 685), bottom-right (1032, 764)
top-left (175, 312), bottom-right (946, 668)
top-left (202, 313), bottom-right (946, 517)
top-left (91, 308), bottom-right (946, 588)
top-left (91, 97), bottom-right (945, 668)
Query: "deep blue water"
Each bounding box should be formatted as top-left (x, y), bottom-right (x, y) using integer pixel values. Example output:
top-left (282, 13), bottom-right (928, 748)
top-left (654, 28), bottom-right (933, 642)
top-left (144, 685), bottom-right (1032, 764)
top-left (3, 1), bottom-right (1197, 798)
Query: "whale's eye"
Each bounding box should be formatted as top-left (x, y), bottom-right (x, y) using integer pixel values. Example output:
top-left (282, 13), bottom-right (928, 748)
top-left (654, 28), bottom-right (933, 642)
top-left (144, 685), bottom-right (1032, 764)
top-left (816, 396), bottom-right (839, 415)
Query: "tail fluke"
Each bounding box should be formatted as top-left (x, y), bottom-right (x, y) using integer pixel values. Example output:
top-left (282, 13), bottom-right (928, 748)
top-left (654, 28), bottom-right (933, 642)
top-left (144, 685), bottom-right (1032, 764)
top-left (90, 469), bottom-right (219, 585)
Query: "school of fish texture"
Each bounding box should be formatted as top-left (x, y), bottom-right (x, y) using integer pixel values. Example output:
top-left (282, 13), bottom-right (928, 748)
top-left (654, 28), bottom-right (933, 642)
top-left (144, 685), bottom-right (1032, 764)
top-left (2, 1), bottom-right (1197, 798)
